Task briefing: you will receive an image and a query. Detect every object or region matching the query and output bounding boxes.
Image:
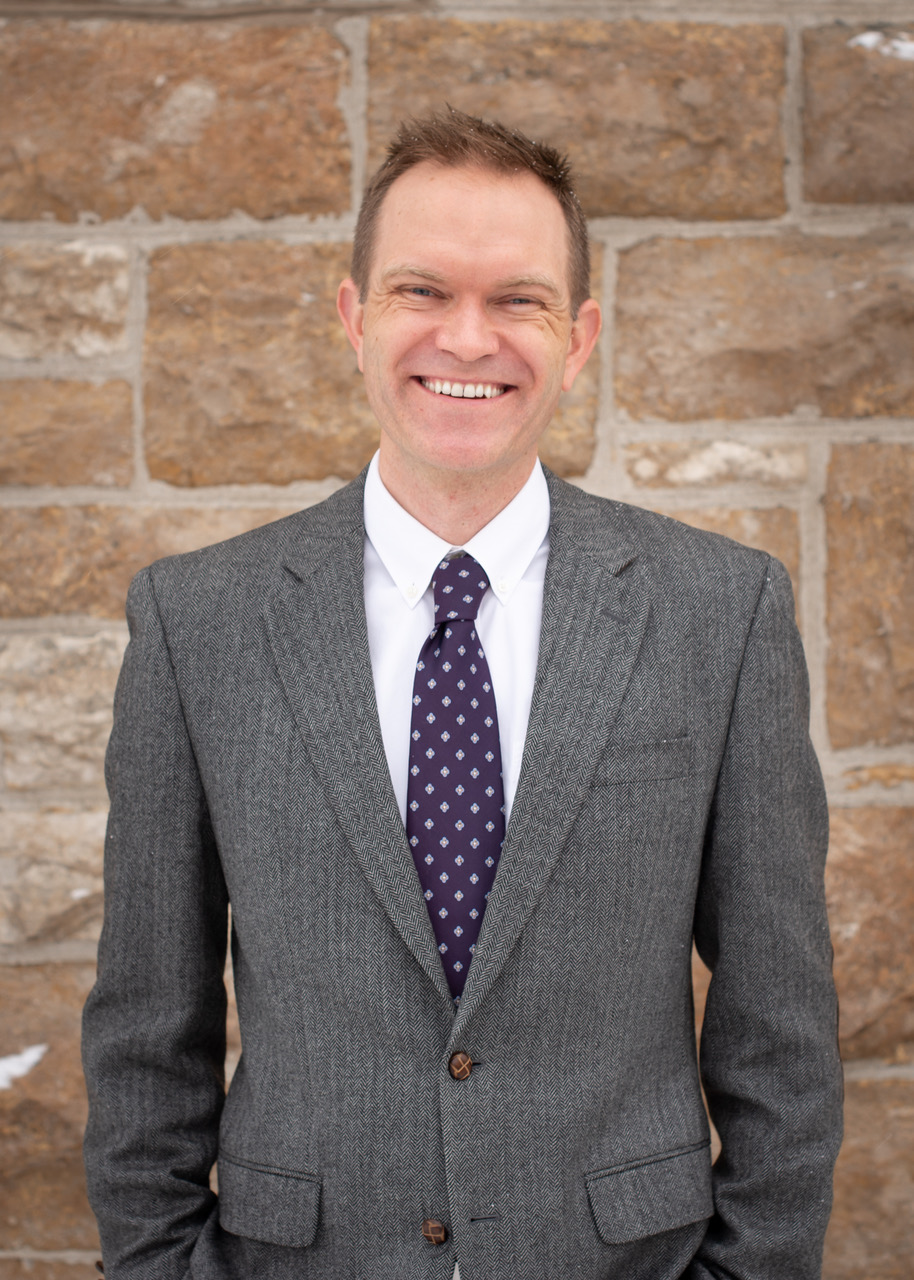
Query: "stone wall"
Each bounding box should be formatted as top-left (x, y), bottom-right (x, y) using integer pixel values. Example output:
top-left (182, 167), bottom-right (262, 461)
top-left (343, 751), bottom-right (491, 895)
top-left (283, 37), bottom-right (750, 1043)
top-left (1, 2), bottom-right (911, 1274)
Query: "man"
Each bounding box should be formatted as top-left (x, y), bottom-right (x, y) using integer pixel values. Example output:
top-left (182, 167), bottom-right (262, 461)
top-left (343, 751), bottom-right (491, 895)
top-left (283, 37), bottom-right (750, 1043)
top-left (83, 110), bottom-right (842, 1280)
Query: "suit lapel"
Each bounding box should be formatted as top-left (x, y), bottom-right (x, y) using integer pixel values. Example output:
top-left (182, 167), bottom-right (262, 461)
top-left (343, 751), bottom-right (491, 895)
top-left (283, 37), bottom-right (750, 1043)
top-left (453, 476), bottom-right (650, 1031)
top-left (262, 481), bottom-right (452, 1005)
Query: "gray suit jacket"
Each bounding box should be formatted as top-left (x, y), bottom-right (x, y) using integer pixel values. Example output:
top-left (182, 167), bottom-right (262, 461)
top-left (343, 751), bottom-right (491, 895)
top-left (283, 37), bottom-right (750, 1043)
top-left (82, 469), bottom-right (842, 1280)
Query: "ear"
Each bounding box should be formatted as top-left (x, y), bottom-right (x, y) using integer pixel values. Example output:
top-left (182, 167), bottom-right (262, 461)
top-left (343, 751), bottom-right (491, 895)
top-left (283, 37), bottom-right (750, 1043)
top-left (336, 277), bottom-right (366, 372)
top-left (562, 298), bottom-right (601, 392)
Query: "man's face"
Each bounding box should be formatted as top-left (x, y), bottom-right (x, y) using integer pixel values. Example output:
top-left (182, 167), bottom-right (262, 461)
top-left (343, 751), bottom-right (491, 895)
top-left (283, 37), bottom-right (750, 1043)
top-left (337, 162), bottom-right (600, 497)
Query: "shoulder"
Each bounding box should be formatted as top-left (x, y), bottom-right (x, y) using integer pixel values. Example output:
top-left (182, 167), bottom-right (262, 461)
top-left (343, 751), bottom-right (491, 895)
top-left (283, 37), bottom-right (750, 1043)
top-left (548, 471), bottom-right (772, 571)
top-left (131, 473), bottom-right (367, 619)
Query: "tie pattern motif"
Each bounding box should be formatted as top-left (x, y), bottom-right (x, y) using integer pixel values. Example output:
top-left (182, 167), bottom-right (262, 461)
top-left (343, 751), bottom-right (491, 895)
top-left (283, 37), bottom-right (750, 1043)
top-left (406, 554), bottom-right (506, 999)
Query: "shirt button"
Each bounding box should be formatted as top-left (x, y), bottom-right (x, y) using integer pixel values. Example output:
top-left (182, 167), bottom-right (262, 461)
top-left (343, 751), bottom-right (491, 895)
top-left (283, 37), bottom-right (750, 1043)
top-left (448, 1051), bottom-right (473, 1080)
top-left (497, 578), bottom-right (509, 594)
top-left (421, 1218), bottom-right (448, 1245)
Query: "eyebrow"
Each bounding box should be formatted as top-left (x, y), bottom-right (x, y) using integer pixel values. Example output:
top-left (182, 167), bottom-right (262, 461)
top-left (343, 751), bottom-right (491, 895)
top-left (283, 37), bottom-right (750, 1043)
top-left (380, 265), bottom-right (565, 302)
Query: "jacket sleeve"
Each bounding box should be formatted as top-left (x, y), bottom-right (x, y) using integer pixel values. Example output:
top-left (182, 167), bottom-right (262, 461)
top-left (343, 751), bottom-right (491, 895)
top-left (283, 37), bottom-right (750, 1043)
top-left (687, 557), bottom-right (843, 1279)
top-left (82, 566), bottom-right (229, 1279)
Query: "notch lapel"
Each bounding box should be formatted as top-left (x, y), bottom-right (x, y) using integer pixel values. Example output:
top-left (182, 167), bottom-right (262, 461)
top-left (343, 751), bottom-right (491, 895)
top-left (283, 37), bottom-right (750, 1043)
top-left (262, 488), bottom-right (452, 1005)
top-left (453, 479), bottom-right (651, 1031)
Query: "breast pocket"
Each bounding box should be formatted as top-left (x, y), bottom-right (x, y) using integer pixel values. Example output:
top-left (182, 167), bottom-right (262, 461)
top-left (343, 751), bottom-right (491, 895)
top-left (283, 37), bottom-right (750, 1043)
top-left (586, 1139), bottom-right (712, 1244)
top-left (594, 736), bottom-right (692, 785)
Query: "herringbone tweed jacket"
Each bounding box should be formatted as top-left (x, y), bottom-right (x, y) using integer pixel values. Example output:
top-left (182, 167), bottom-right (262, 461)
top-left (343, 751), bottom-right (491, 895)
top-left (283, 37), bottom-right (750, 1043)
top-left (82, 469), bottom-right (842, 1280)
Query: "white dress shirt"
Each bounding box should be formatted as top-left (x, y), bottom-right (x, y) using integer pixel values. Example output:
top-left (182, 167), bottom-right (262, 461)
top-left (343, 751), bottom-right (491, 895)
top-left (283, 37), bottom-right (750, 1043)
top-left (363, 452), bottom-right (550, 826)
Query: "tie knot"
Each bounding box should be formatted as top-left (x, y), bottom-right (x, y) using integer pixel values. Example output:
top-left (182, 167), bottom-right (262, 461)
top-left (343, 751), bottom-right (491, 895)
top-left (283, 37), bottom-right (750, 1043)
top-left (431, 554), bottom-right (490, 626)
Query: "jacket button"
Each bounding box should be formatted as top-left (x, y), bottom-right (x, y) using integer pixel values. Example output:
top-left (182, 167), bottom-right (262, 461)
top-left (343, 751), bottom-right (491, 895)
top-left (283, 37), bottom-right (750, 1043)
top-left (421, 1218), bottom-right (448, 1245)
top-left (448, 1051), bottom-right (473, 1080)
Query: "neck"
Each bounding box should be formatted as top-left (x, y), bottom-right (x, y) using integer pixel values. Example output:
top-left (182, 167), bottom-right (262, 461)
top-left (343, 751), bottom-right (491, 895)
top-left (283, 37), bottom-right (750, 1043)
top-left (378, 455), bottom-right (536, 544)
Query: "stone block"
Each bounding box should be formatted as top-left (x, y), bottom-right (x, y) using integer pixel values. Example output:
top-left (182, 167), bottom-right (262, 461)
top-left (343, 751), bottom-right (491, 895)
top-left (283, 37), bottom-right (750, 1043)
top-left (0, 963), bottom-right (99, 1250)
top-left (0, 21), bottom-right (349, 222)
top-left (144, 243), bottom-right (378, 485)
top-left (0, 810), bottom-right (107, 946)
top-left (0, 633), bottom-right (125, 792)
top-left (0, 381), bottom-right (132, 487)
top-left (624, 440), bottom-right (807, 488)
top-left (0, 504), bottom-right (298, 618)
top-left (0, 1263), bottom-right (99, 1279)
top-left (0, 244), bottom-right (128, 362)
top-left (804, 26), bottom-right (914, 205)
top-left (824, 1077), bottom-right (914, 1279)
top-left (368, 19), bottom-right (785, 219)
top-left (615, 235), bottom-right (914, 421)
top-left (843, 765), bottom-right (914, 793)
top-left (661, 506), bottom-right (800, 591)
top-left (826, 807), bottom-right (914, 1059)
top-left (826, 444), bottom-right (914, 750)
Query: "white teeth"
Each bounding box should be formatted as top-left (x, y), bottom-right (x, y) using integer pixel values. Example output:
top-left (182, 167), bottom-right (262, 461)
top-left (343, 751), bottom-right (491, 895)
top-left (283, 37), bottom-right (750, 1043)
top-left (421, 378), bottom-right (506, 399)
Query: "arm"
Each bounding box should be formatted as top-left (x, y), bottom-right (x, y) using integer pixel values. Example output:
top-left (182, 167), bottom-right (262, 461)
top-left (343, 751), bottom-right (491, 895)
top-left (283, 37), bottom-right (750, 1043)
top-left (688, 559), bottom-right (842, 1279)
top-left (82, 566), bottom-right (229, 1279)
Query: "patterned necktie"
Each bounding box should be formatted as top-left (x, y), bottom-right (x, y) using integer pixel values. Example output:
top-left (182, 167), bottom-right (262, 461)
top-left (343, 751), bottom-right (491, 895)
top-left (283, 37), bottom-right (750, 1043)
top-left (406, 553), bottom-right (506, 999)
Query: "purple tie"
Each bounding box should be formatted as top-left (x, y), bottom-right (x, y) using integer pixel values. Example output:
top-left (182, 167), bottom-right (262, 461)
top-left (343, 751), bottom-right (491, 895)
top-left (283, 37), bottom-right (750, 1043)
top-left (406, 554), bottom-right (506, 999)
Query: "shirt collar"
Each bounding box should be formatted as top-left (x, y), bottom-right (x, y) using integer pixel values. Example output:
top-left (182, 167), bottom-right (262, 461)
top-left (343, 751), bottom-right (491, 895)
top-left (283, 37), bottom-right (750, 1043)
top-left (364, 452), bottom-right (550, 610)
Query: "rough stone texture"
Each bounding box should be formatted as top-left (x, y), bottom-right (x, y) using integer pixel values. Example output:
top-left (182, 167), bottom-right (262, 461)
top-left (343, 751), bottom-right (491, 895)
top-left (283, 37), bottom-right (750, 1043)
top-left (0, 810), bottom-right (107, 946)
top-left (660, 506), bottom-right (800, 590)
top-left (826, 444), bottom-right (914, 750)
top-left (0, 964), bottom-right (99, 1251)
top-left (0, 244), bottom-right (129, 362)
top-left (624, 440), bottom-right (807, 488)
top-left (369, 19), bottom-right (786, 219)
top-left (144, 243), bottom-right (379, 485)
top-left (804, 26), bottom-right (914, 206)
top-left (0, 504), bottom-right (298, 618)
top-left (0, 381), bottom-right (133, 487)
top-left (0, 1263), bottom-right (99, 1279)
top-left (615, 234), bottom-right (914, 421)
top-left (824, 1077), bottom-right (914, 1279)
top-left (0, 22), bottom-right (350, 222)
top-left (0, 632), bottom-right (124, 792)
top-left (826, 807), bottom-right (914, 1059)
top-left (843, 765), bottom-right (914, 792)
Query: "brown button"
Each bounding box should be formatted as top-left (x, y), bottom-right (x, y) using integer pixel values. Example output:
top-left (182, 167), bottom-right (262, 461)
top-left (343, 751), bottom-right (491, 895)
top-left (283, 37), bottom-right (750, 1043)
top-left (421, 1218), bottom-right (448, 1245)
top-left (448, 1051), bottom-right (473, 1080)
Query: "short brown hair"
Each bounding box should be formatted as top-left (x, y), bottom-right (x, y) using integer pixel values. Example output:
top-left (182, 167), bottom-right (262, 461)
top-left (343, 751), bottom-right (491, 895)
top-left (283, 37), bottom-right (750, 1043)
top-left (351, 108), bottom-right (591, 317)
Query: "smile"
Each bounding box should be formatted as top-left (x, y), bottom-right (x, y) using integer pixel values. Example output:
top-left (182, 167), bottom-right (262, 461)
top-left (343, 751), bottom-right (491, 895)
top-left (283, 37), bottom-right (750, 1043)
top-left (419, 378), bottom-right (508, 399)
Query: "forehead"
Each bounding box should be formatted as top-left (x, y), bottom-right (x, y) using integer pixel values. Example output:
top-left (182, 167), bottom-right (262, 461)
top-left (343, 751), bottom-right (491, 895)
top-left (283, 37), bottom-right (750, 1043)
top-left (371, 161), bottom-right (571, 291)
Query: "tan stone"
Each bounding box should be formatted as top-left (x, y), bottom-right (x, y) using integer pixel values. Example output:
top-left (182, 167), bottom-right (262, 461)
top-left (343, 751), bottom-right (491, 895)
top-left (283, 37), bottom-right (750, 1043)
top-left (625, 440), bottom-right (807, 488)
top-left (826, 807), bottom-right (914, 1058)
top-left (0, 504), bottom-right (298, 618)
top-left (368, 19), bottom-right (785, 219)
top-left (826, 444), bottom-right (914, 750)
top-left (0, 964), bottom-right (99, 1250)
top-left (804, 26), bottom-right (914, 205)
top-left (0, 244), bottom-right (129, 361)
top-left (661, 507), bottom-right (800, 591)
top-left (0, 1262), bottom-right (100, 1279)
top-left (824, 1077), bottom-right (914, 1279)
top-left (144, 243), bottom-right (378, 485)
top-left (0, 810), bottom-right (107, 946)
top-left (0, 633), bottom-right (124, 792)
top-left (843, 766), bottom-right (914, 792)
top-left (0, 22), bottom-right (349, 222)
top-left (0, 381), bottom-right (132, 487)
top-left (616, 235), bottom-right (914, 420)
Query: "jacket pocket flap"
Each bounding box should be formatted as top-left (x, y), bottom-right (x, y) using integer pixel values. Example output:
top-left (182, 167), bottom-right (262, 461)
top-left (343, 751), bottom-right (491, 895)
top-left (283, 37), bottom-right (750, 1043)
top-left (218, 1153), bottom-right (321, 1248)
top-left (585, 1140), bottom-right (712, 1244)
top-left (595, 736), bottom-right (692, 784)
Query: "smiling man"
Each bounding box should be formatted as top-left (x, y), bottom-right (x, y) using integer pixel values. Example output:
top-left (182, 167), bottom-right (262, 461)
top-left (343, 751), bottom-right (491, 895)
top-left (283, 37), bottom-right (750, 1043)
top-left (83, 111), bottom-right (842, 1280)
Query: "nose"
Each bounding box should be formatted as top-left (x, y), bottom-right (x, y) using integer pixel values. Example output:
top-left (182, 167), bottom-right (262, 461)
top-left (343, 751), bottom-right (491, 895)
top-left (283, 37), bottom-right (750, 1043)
top-left (435, 300), bottom-right (500, 362)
